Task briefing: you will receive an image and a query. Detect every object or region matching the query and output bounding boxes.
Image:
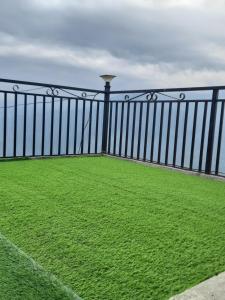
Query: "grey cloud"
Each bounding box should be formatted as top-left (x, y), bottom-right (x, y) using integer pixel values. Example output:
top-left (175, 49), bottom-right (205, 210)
top-left (0, 51), bottom-right (145, 90)
top-left (0, 2), bottom-right (224, 64)
top-left (1, 0), bottom-right (225, 87)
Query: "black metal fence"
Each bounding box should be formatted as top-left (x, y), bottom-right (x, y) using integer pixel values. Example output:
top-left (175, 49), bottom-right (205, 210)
top-left (107, 87), bottom-right (225, 177)
top-left (0, 79), bottom-right (105, 157)
top-left (1, 78), bottom-right (225, 177)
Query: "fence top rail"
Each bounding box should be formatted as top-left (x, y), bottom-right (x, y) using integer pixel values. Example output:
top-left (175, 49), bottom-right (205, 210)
top-left (0, 78), bottom-right (104, 94)
top-left (0, 89), bottom-right (105, 102)
top-left (108, 99), bottom-right (217, 104)
top-left (110, 85), bottom-right (225, 94)
top-left (2, 77), bottom-right (225, 96)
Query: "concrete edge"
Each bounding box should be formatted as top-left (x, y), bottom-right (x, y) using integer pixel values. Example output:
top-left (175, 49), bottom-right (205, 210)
top-left (169, 272), bottom-right (225, 299)
top-left (0, 153), bottom-right (102, 162)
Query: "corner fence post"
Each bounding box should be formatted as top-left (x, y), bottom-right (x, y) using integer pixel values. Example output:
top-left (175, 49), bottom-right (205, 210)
top-left (205, 88), bottom-right (219, 174)
top-left (101, 81), bottom-right (111, 154)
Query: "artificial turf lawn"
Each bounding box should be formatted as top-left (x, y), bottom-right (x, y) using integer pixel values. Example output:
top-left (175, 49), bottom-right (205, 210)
top-left (0, 233), bottom-right (79, 300)
top-left (0, 156), bottom-right (225, 299)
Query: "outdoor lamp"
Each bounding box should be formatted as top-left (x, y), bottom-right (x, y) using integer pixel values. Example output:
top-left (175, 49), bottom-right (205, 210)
top-left (100, 74), bottom-right (116, 83)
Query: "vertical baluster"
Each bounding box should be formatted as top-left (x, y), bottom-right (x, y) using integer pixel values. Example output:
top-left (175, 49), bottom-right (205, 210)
top-left (150, 102), bottom-right (157, 162)
top-left (205, 89), bottom-right (219, 174)
top-left (143, 101), bottom-right (150, 161)
top-left (165, 102), bottom-right (172, 165)
top-left (81, 100), bottom-right (86, 154)
top-left (74, 100), bottom-right (78, 154)
top-left (137, 102), bottom-right (143, 160)
top-left (119, 102), bottom-right (124, 156)
top-left (131, 102), bottom-right (137, 159)
top-left (173, 102), bottom-right (180, 167)
top-left (107, 102), bottom-right (113, 154)
top-left (181, 102), bottom-right (189, 168)
top-left (88, 101), bottom-right (93, 154)
top-left (23, 94), bottom-right (27, 157)
top-left (158, 102), bottom-right (164, 164)
top-left (58, 98), bottom-right (63, 155)
top-left (95, 102), bottom-right (100, 154)
top-left (190, 102), bottom-right (198, 170)
top-left (113, 102), bottom-right (118, 155)
top-left (41, 96), bottom-right (46, 156)
top-left (50, 97), bottom-right (54, 156)
top-left (198, 102), bottom-right (208, 172)
top-left (32, 95), bottom-right (37, 156)
top-left (124, 102), bottom-right (130, 158)
top-left (215, 101), bottom-right (225, 175)
top-left (66, 98), bottom-right (71, 155)
top-left (3, 93), bottom-right (7, 157)
top-left (13, 93), bottom-right (18, 157)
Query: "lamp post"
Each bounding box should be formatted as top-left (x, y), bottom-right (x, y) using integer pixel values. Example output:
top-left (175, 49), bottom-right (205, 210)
top-left (100, 74), bottom-right (116, 154)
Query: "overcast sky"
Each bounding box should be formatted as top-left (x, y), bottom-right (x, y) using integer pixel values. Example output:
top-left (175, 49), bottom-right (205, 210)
top-left (1, 0), bottom-right (225, 90)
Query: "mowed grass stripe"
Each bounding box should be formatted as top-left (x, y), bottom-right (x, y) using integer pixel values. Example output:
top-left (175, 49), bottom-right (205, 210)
top-left (0, 156), bottom-right (225, 299)
top-left (0, 232), bottom-right (80, 300)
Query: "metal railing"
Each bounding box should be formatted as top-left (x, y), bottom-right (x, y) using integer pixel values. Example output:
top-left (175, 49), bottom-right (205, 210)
top-left (0, 78), bottom-right (105, 157)
top-left (1, 78), bottom-right (225, 177)
top-left (108, 86), bottom-right (225, 177)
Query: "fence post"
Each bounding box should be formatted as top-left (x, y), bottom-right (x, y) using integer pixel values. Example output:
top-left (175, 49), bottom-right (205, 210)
top-left (101, 76), bottom-right (113, 154)
top-left (205, 88), bottom-right (219, 174)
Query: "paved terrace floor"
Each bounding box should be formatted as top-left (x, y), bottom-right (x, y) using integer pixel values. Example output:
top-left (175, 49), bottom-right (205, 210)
top-left (0, 156), bottom-right (225, 299)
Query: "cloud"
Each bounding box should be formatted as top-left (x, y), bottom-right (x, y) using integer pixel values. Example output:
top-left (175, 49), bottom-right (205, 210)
top-left (2, 32), bottom-right (225, 89)
top-left (0, 0), bottom-right (225, 88)
top-left (29, 0), bottom-right (225, 9)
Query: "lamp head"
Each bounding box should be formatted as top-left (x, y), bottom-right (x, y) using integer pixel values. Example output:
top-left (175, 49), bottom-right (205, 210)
top-left (100, 74), bottom-right (116, 83)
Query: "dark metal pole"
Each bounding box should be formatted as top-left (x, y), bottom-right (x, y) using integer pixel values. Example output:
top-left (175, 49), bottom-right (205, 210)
top-left (102, 81), bottom-right (111, 153)
top-left (205, 88), bottom-right (219, 174)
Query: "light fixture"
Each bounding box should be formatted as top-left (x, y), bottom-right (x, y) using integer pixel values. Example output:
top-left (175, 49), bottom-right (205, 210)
top-left (100, 74), bottom-right (116, 83)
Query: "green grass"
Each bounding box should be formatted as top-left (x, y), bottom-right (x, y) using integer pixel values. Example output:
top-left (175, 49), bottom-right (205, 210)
top-left (0, 233), bottom-right (79, 300)
top-left (0, 156), bottom-right (225, 299)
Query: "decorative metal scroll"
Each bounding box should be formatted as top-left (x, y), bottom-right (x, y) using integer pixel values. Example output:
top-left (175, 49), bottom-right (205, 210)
top-left (146, 92), bottom-right (158, 101)
top-left (122, 91), bottom-right (186, 102)
top-left (158, 92), bottom-right (186, 101)
top-left (11, 84), bottom-right (101, 101)
top-left (12, 85), bottom-right (20, 92)
top-left (46, 87), bottom-right (59, 96)
top-left (12, 82), bottom-right (186, 102)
